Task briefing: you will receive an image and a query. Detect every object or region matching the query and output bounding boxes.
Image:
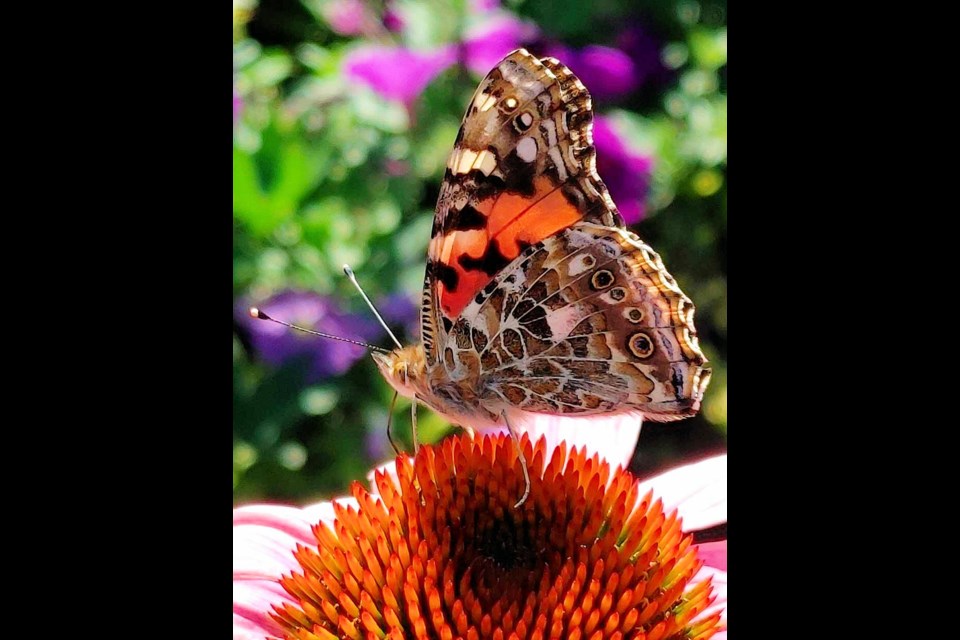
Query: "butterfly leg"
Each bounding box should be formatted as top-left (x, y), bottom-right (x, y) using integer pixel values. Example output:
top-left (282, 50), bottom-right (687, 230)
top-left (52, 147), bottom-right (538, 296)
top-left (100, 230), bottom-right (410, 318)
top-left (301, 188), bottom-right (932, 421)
top-left (411, 395), bottom-right (420, 454)
top-left (501, 412), bottom-right (531, 509)
top-left (385, 390), bottom-right (402, 456)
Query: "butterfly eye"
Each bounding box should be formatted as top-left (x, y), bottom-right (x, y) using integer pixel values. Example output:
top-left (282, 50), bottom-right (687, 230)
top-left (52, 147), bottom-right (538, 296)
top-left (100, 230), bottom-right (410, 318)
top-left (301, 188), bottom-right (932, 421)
top-left (628, 332), bottom-right (655, 359)
top-left (514, 112), bottom-right (534, 132)
top-left (624, 308), bottom-right (644, 323)
top-left (608, 287), bottom-right (626, 301)
top-left (590, 269), bottom-right (614, 290)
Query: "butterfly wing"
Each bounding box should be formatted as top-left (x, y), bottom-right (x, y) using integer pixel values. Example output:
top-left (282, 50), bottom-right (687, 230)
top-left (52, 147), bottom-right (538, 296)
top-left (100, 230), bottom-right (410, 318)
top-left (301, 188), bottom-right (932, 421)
top-left (443, 221), bottom-right (710, 422)
top-left (421, 49), bottom-right (624, 367)
top-left (417, 48), bottom-right (709, 428)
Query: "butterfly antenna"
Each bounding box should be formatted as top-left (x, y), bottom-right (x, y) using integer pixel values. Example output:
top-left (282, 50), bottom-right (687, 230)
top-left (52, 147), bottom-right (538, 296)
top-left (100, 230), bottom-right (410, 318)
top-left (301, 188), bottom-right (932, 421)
top-left (248, 308), bottom-right (391, 354)
top-left (342, 264), bottom-right (403, 350)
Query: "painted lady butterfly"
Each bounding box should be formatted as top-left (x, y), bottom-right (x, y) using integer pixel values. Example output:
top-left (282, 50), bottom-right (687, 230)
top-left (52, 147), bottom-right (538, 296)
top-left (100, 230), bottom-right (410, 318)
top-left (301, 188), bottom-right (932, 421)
top-left (373, 49), bottom-right (710, 502)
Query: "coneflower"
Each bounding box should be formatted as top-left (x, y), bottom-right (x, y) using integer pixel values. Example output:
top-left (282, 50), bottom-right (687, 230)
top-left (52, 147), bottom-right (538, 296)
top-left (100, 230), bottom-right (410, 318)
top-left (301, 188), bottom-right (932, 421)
top-left (235, 432), bottom-right (726, 639)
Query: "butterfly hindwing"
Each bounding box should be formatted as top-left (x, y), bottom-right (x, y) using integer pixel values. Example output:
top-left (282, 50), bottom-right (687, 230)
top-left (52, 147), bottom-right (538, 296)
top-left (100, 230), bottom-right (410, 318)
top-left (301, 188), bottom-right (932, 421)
top-left (440, 222), bottom-right (709, 422)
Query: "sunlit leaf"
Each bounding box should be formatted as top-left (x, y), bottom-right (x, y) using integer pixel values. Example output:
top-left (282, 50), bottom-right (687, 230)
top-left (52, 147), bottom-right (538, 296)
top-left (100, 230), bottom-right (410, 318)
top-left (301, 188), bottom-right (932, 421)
top-left (688, 27), bottom-right (727, 70)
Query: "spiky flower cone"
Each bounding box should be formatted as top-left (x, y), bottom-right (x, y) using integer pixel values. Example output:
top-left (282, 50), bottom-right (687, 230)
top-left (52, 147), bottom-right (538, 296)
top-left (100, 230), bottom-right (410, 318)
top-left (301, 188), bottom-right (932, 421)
top-left (271, 433), bottom-right (722, 639)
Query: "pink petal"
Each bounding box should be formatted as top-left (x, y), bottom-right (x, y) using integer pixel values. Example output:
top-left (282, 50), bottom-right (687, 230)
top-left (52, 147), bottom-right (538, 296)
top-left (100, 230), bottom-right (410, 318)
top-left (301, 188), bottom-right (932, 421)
top-left (487, 411), bottom-right (643, 470)
top-left (234, 502), bottom-right (345, 639)
top-left (695, 539), bottom-right (727, 572)
top-left (233, 579), bottom-right (291, 639)
top-left (233, 504), bottom-right (321, 544)
top-left (234, 526), bottom-right (307, 580)
top-left (300, 496), bottom-right (359, 524)
top-left (635, 454), bottom-right (727, 531)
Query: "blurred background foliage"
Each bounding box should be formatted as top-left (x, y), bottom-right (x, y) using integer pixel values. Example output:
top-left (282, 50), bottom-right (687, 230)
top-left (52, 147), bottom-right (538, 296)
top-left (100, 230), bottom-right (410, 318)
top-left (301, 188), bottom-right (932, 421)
top-left (233, 0), bottom-right (727, 503)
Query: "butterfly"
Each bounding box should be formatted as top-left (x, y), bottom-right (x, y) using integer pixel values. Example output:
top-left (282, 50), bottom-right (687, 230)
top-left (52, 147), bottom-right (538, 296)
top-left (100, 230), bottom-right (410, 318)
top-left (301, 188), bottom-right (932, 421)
top-left (372, 48), bottom-right (710, 504)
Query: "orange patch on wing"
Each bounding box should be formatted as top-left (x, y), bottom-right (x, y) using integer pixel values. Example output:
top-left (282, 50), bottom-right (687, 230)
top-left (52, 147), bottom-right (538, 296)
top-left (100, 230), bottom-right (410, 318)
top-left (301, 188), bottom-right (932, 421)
top-left (436, 176), bottom-right (583, 318)
top-left (485, 176), bottom-right (582, 257)
top-left (438, 263), bottom-right (495, 319)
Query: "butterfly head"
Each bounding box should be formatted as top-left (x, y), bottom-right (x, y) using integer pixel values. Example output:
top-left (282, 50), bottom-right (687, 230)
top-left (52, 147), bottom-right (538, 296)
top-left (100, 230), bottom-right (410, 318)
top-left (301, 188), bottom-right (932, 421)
top-left (372, 344), bottom-right (429, 401)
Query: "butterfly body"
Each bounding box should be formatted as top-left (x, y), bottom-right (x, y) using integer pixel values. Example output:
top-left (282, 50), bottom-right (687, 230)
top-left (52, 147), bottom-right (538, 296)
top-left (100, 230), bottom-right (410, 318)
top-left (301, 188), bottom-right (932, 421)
top-left (375, 49), bottom-right (710, 436)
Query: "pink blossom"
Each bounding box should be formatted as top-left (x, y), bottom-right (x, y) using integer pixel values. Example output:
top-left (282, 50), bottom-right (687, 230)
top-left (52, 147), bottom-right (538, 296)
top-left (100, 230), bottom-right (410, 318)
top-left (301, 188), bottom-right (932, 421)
top-left (343, 44), bottom-right (457, 109)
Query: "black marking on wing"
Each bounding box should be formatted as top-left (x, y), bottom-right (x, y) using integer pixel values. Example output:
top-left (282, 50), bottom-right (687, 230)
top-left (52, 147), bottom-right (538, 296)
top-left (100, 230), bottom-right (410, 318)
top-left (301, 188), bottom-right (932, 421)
top-left (671, 367), bottom-right (684, 399)
top-left (430, 260), bottom-right (460, 292)
top-left (457, 239), bottom-right (511, 277)
top-left (447, 204), bottom-right (487, 232)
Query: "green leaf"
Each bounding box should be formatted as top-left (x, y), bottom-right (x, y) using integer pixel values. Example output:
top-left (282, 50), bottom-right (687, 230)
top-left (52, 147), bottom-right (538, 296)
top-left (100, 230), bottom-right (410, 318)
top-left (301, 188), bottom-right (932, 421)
top-left (411, 117), bottom-right (461, 180)
top-left (233, 359), bottom-right (310, 446)
top-left (688, 27), bottom-right (727, 70)
top-left (247, 49), bottom-right (294, 88)
top-left (395, 0), bottom-right (464, 47)
top-left (234, 120), bottom-right (325, 237)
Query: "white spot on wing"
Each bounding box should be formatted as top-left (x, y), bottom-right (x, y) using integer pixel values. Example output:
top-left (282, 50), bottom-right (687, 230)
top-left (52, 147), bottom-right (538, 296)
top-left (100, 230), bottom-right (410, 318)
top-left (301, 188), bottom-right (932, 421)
top-left (567, 254), bottom-right (594, 276)
top-left (479, 94), bottom-right (498, 112)
top-left (549, 146), bottom-right (567, 180)
top-left (454, 149), bottom-right (479, 175)
top-left (544, 120), bottom-right (558, 147)
top-left (473, 91), bottom-right (490, 111)
top-left (476, 150), bottom-right (497, 176)
top-left (545, 304), bottom-right (581, 339)
top-left (516, 137), bottom-right (537, 163)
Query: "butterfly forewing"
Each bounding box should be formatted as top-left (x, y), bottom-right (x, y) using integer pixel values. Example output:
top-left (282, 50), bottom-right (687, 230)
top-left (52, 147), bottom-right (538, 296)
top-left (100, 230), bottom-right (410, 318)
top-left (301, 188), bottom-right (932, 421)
top-left (423, 50), bottom-right (629, 364)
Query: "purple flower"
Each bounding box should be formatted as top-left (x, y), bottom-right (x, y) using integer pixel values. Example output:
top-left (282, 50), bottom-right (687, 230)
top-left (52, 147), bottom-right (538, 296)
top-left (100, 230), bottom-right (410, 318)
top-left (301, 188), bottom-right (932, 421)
top-left (342, 11), bottom-right (537, 108)
top-left (527, 24), bottom-right (667, 102)
top-left (375, 291), bottom-right (419, 340)
top-left (237, 290), bottom-right (380, 383)
top-left (343, 44), bottom-right (457, 109)
top-left (462, 12), bottom-right (539, 76)
top-left (616, 24), bottom-right (672, 89)
top-left (542, 43), bottom-right (639, 101)
top-left (592, 115), bottom-right (653, 225)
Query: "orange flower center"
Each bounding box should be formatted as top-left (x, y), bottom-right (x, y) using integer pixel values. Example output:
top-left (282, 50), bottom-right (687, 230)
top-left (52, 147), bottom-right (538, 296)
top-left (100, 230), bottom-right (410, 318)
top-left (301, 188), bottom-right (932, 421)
top-left (272, 433), bottom-right (722, 639)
